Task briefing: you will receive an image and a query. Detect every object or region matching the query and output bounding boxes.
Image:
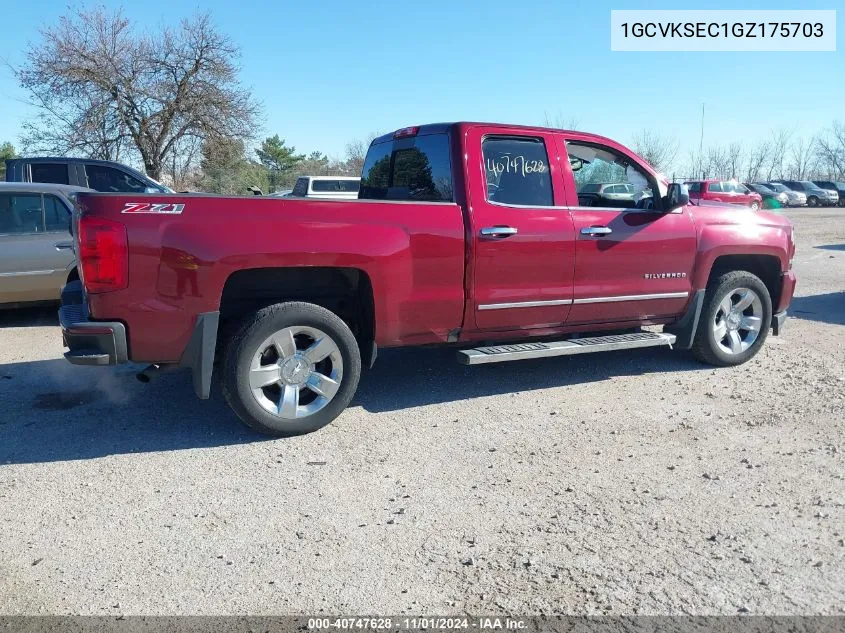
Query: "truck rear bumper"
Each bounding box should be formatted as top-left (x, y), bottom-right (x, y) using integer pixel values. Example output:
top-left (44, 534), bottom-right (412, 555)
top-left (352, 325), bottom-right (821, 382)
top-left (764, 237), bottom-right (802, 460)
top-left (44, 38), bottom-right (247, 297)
top-left (59, 281), bottom-right (128, 366)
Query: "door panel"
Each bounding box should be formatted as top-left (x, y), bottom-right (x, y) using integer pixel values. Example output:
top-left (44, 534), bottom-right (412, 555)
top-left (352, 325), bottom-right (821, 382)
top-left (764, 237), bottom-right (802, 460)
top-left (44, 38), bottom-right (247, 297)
top-left (567, 209), bottom-right (696, 323)
top-left (465, 127), bottom-right (576, 331)
top-left (0, 193), bottom-right (72, 303)
top-left (558, 135), bottom-right (696, 325)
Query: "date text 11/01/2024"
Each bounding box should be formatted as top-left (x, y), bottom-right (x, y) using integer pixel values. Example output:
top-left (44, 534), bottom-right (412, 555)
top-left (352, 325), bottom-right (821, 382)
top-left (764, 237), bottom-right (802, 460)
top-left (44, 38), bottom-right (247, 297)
top-left (307, 618), bottom-right (528, 630)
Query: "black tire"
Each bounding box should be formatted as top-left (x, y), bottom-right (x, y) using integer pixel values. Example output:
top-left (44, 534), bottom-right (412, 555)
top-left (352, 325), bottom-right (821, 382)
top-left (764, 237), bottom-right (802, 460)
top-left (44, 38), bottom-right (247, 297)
top-left (691, 271), bottom-right (772, 367)
top-left (807, 196), bottom-right (819, 207)
top-left (222, 302), bottom-right (361, 437)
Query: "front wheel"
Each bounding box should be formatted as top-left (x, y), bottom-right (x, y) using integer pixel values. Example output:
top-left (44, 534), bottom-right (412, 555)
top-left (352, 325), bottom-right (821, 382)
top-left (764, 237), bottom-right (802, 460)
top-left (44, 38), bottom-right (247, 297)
top-left (807, 196), bottom-right (819, 207)
top-left (691, 271), bottom-right (772, 367)
top-left (222, 302), bottom-right (361, 437)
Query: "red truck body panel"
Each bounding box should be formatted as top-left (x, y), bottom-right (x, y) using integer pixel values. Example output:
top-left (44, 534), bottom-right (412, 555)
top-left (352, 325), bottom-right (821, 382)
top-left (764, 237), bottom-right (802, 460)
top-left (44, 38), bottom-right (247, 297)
top-left (73, 122), bottom-right (796, 367)
top-left (81, 196), bottom-right (467, 362)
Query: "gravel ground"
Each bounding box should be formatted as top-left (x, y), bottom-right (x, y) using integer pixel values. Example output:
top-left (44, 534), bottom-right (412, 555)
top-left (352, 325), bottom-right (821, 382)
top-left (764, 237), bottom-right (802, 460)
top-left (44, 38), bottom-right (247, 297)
top-left (0, 209), bottom-right (843, 616)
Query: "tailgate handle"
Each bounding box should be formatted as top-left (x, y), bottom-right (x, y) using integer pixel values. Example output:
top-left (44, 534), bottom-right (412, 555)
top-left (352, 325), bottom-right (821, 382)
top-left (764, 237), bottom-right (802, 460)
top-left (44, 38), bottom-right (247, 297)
top-left (480, 226), bottom-right (518, 238)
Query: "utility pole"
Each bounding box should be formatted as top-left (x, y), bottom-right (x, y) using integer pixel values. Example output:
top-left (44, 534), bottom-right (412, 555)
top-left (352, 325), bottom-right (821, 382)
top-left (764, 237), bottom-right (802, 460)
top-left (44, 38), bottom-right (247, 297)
top-left (699, 103), bottom-right (705, 179)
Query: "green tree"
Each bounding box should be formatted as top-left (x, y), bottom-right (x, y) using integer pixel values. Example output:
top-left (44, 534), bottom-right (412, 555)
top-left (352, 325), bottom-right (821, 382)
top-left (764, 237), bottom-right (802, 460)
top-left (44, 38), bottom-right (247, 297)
top-left (256, 135), bottom-right (304, 192)
top-left (199, 137), bottom-right (268, 195)
top-left (0, 141), bottom-right (17, 180)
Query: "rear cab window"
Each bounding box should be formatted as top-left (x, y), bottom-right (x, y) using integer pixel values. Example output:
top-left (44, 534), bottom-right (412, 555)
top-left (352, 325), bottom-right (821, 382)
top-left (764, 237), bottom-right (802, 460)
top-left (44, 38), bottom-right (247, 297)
top-left (310, 180), bottom-right (360, 193)
top-left (30, 163), bottom-right (70, 185)
top-left (359, 132), bottom-right (454, 202)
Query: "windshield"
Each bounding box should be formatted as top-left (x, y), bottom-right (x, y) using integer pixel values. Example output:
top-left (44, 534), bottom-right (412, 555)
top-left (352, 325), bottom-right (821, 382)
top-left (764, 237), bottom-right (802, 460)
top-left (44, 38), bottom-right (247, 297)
top-left (753, 184), bottom-right (772, 193)
top-left (767, 183), bottom-right (787, 192)
top-left (800, 181), bottom-right (821, 189)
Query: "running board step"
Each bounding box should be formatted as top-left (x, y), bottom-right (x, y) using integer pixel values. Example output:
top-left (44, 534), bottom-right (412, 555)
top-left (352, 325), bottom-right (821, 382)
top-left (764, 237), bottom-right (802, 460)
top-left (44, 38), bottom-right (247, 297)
top-left (457, 332), bottom-right (676, 365)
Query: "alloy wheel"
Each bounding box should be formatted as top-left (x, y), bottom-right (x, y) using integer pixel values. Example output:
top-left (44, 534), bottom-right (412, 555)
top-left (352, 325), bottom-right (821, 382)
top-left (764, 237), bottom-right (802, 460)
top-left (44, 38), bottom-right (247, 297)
top-left (712, 288), bottom-right (764, 355)
top-left (248, 326), bottom-right (343, 419)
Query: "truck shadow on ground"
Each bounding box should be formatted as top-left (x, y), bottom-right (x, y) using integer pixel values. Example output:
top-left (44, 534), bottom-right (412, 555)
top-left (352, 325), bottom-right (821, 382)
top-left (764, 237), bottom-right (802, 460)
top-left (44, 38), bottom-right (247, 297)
top-left (790, 292), bottom-right (845, 326)
top-left (0, 345), bottom-right (708, 465)
top-left (815, 244), bottom-right (845, 251)
top-left (0, 305), bottom-right (59, 328)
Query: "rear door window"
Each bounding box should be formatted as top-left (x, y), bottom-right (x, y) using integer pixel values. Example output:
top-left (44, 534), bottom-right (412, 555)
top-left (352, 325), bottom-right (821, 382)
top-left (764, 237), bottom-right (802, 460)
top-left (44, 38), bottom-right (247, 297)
top-left (707, 182), bottom-right (722, 192)
top-left (43, 195), bottom-right (70, 232)
top-left (30, 163), bottom-right (70, 185)
top-left (86, 164), bottom-right (147, 193)
top-left (359, 133), bottom-right (453, 202)
top-left (0, 193), bottom-right (44, 234)
top-left (484, 136), bottom-right (553, 207)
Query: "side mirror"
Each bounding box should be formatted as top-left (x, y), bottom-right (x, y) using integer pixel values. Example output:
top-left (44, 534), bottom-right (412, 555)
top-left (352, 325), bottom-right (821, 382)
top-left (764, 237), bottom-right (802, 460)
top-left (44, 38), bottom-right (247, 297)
top-left (665, 182), bottom-right (689, 211)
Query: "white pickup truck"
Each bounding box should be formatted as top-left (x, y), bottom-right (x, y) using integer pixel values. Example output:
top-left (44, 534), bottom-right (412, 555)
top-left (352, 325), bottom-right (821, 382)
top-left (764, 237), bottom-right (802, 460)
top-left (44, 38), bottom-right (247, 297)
top-left (283, 176), bottom-right (361, 200)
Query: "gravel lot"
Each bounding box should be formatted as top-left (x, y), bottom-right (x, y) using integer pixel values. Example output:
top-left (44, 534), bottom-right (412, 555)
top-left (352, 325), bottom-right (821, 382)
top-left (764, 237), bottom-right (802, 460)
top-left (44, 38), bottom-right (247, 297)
top-left (0, 209), bottom-right (843, 616)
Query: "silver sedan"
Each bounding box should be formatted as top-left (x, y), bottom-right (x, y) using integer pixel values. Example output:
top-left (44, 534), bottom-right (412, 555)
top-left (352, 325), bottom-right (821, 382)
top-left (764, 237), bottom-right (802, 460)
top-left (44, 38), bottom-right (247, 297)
top-left (0, 182), bottom-right (91, 306)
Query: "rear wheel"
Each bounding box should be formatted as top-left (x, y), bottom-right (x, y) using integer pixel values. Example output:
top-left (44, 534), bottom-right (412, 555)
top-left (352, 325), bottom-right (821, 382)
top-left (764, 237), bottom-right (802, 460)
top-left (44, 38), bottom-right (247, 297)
top-left (222, 302), bottom-right (361, 437)
top-left (750, 201), bottom-right (760, 211)
top-left (692, 271), bottom-right (772, 367)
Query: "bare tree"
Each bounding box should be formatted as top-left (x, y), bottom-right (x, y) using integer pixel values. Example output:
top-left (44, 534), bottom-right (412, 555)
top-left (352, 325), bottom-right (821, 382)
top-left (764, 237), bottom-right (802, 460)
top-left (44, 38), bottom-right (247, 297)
top-left (630, 129), bottom-right (679, 173)
top-left (685, 148), bottom-right (705, 180)
top-left (17, 7), bottom-right (260, 179)
top-left (788, 136), bottom-right (816, 180)
top-left (726, 142), bottom-right (743, 179)
top-left (543, 112), bottom-right (581, 130)
top-left (815, 121), bottom-right (845, 180)
top-left (765, 128), bottom-right (793, 181)
top-left (744, 141), bottom-right (771, 182)
top-left (345, 132), bottom-right (379, 176)
top-left (706, 145), bottom-right (729, 179)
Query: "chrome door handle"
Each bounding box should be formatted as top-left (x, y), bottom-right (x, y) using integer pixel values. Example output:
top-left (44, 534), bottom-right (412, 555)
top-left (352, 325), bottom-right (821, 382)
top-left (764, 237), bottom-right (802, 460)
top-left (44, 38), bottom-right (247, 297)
top-left (580, 226), bottom-right (612, 236)
top-left (480, 226), bottom-right (518, 238)
top-left (54, 241), bottom-right (73, 251)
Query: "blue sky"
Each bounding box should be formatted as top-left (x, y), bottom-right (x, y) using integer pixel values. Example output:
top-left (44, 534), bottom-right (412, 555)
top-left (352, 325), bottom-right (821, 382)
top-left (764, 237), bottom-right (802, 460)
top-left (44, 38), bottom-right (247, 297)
top-left (1, 0), bottom-right (842, 164)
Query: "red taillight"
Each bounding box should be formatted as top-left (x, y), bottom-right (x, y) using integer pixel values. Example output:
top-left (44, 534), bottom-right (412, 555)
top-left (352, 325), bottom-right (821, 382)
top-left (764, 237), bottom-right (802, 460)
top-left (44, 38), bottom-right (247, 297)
top-left (78, 215), bottom-right (128, 293)
top-left (393, 126), bottom-right (419, 139)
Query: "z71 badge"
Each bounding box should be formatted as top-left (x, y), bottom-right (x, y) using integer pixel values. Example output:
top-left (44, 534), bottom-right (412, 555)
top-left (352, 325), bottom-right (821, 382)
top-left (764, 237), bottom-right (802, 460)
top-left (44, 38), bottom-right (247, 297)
top-left (121, 202), bottom-right (185, 214)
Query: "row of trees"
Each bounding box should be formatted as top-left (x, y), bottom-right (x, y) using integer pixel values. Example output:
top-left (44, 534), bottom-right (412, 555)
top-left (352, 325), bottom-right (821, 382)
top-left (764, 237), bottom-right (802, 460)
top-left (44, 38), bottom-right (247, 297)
top-left (11, 7), bottom-right (845, 194)
top-left (546, 114), bottom-right (845, 184)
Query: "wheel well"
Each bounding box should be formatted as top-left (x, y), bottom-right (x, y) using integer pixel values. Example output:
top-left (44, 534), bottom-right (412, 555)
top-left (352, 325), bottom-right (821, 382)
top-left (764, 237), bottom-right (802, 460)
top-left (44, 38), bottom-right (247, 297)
top-left (707, 255), bottom-right (781, 308)
top-left (66, 267), bottom-right (79, 283)
top-left (218, 267), bottom-right (375, 358)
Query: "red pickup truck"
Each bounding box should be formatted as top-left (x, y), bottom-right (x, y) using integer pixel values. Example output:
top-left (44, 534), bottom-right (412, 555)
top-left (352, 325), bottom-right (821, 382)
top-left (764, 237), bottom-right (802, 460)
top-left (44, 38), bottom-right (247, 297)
top-left (60, 122), bottom-right (797, 436)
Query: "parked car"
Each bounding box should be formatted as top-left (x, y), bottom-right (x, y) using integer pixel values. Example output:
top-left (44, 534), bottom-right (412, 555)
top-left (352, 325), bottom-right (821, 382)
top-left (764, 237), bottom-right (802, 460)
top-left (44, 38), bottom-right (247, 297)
top-left (0, 182), bottom-right (91, 306)
top-left (684, 179), bottom-right (763, 210)
top-left (5, 157), bottom-right (172, 194)
top-left (288, 176), bottom-right (361, 200)
top-left (763, 182), bottom-right (806, 207)
top-left (577, 183), bottom-right (638, 206)
top-left (267, 189), bottom-right (293, 198)
top-left (745, 183), bottom-right (787, 209)
top-left (812, 181), bottom-right (845, 207)
top-left (774, 180), bottom-right (839, 207)
top-left (59, 121), bottom-right (796, 437)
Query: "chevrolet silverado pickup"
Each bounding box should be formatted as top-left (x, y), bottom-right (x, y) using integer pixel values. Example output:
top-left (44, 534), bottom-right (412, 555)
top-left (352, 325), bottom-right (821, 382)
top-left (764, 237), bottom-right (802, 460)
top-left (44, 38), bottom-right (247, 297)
top-left (60, 122), bottom-right (797, 436)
